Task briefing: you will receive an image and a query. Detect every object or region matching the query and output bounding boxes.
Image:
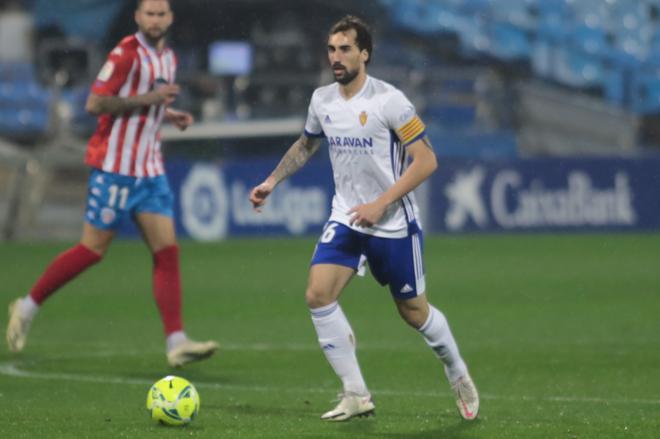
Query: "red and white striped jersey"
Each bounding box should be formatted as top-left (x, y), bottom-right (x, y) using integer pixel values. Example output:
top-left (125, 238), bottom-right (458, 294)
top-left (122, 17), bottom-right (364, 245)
top-left (85, 32), bottom-right (177, 177)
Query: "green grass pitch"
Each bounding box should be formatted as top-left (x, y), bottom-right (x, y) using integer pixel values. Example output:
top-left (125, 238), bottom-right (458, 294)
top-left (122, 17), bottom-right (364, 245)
top-left (1, 234), bottom-right (659, 438)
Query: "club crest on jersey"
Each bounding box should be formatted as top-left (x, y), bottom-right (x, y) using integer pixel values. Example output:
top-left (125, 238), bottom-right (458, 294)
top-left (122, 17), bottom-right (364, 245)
top-left (399, 106), bottom-right (414, 122)
top-left (359, 111), bottom-right (368, 126)
top-left (97, 61), bottom-right (115, 82)
top-left (101, 208), bottom-right (116, 225)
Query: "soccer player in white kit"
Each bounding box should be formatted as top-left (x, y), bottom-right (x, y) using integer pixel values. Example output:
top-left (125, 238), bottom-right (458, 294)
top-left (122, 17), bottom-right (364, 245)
top-left (250, 15), bottom-right (479, 421)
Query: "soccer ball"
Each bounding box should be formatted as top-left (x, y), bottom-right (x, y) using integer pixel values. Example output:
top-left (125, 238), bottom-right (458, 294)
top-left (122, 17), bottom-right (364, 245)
top-left (146, 375), bottom-right (200, 426)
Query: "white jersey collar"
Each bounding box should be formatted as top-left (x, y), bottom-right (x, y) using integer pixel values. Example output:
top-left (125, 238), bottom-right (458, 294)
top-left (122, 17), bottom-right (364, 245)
top-left (338, 75), bottom-right (371, 101)
top-left (135, 31), bottom-right (165, 55)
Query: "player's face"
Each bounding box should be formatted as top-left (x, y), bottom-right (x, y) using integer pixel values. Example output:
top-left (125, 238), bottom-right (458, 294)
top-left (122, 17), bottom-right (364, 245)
top-left (327, 30), bottom-right (368, 85)
top-left (135, 0), bottom-right (173, 44)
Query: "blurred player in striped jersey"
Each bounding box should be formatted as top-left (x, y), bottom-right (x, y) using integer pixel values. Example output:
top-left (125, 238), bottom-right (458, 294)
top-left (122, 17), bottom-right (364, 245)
top-left (6, 0), bottom-right (218, 367)
top-left (250, 15), bottom-right (479, 421)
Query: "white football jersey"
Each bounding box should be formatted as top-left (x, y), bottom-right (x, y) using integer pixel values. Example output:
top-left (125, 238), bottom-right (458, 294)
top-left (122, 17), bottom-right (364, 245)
top-left (304, 76), bottom-right (428, 238)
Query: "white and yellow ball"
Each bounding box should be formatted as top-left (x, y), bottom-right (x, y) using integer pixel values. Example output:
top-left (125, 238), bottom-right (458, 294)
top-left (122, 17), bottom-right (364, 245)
top-left (146, 375), bottom-right (200, 426)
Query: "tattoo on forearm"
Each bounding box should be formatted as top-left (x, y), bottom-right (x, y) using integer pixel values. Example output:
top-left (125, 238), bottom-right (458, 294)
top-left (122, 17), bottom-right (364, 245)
top-left (96, 97), bottom-right (131, 115)
top-left (94, 94), bottom-right (153, 116)
top-left (271, 135), bottom-right (320, 183)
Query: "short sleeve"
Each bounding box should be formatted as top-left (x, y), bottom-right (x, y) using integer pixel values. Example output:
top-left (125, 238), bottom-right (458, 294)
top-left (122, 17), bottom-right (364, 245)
top-left (383, 90), bottom-right (427, 147)
top-left (91, 46), bottom-right (135, 97)
top-left (303, 92), bottom-right (324, 138)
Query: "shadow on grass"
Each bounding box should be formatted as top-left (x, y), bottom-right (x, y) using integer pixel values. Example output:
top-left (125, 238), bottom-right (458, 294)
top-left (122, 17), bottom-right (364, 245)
top-left (333, 416), bottom-right (481, 439)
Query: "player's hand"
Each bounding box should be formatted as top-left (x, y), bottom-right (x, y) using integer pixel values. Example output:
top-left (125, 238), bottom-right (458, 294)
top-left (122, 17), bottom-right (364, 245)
top-left (348, 200), bottom-right (388, 228)
top-left (151, 83), bottom-right (180, 106)
top-left (166, 108), bottom-right (194, 131)
top-left (249, 178), bottom-right (276, 212)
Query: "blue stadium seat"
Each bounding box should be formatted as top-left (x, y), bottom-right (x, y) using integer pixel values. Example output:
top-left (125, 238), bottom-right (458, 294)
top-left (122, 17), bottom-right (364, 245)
top-left (631, 69), bottom-right (660, 113)
top-left (554, 47), bottom-right (604, 88)
top-left (536, 0), bottom-right (571, 40)
top-left (0, 62), bottom-right (36, 82)
top-left (454, 14), bottom-right (490, 56)
top-left (487, 21), bottom-right (532, 60)
top-left (571, 24), bottom-right (610, 57)
top-left (531, 39), bottom-right (554, 78)
top-left (553, 44), bottom-right (626, 104)
top-left (454, 0), bottom-right (491, 15)
top-left (491, 0), bottom-right (536, 29)
top-left (392, 0), bottom-right (447, 34)
top-left (533, 24), bottom-right (608, 86)
top-left (378, 0), bottom-right (660, 114)
top-left (568, 0), bottom-right (608, 27)
top-left (645, 36), bottom-right (660, 64)
top-left (0, 63), bottom-right (52, 139)
top-left (0, 107), bottom-right (49, 137)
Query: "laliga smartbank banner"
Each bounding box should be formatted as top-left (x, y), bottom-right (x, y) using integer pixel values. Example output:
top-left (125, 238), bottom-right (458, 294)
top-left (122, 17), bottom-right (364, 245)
top-left (165, 158), bottom-right (333, 240)
top-left (430, 157), bottom-right (660, 232)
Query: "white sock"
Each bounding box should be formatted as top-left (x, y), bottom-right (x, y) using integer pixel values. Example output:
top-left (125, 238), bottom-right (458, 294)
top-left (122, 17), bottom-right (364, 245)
top-left (20, 296), bottom-right (40, 320)
top-left (418, 305), bottom-right (468, 383)
top-left (166, 330), bottom-right (188, 352)
top-left (310, 302), bottom-right (368, 396)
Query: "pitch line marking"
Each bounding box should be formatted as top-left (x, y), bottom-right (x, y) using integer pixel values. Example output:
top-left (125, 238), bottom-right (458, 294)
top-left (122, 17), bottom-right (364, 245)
top-left (25, 341), bottom-right (423, 354)
top-left (1, 361), bottom-right (659, 407)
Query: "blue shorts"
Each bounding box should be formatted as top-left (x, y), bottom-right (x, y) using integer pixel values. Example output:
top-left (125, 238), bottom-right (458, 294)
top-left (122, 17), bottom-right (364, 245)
top-left (311, 221), bottom-right (426, 299)
top-left (85, 168), bottom-right (174, 230)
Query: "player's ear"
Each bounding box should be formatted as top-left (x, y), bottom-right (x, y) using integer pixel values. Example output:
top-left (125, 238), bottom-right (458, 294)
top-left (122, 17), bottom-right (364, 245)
top-left (360, 49), bottom-right (369, 64)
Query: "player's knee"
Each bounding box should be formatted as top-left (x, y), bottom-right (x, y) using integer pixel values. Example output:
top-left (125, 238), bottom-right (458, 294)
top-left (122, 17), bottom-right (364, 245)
top-left (400, 311), bottom-right (426, 329)
top-left (80, 243), bottom-right (107, 259)
top-left (305, 286), bottom-right (332, 309)
top-left (80, 235), bottom-right (113, 256)
top-left (397, 303), bottom-right (428, 329)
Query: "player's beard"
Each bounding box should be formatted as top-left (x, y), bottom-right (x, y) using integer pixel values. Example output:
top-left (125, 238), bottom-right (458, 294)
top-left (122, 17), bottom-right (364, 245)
top-left (142, 26), bottom-right (169, 46)
top-left (333, 64), bottom-right (359, 85)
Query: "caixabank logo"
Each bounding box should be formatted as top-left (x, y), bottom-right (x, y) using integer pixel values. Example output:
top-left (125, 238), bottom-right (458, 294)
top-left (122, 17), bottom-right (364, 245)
top-left (442, 163), bottom-right (638, 232)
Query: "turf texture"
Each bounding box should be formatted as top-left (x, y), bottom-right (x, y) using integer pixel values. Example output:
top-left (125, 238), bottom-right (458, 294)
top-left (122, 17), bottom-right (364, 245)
top-left (0, 234), bottom-right (659, 438)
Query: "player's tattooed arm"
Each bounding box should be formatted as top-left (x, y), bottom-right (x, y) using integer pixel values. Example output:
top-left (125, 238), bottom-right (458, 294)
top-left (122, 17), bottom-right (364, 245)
top-left (269, 134), bottom-right (321, 185)
top-left (250, 134), bottom-right (320, 210)
top-left (86, 84), bottom-right (180, 116)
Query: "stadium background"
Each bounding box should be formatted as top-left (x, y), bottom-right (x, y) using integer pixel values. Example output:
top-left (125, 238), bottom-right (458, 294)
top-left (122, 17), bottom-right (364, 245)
top-left (2, 0), bottom-right (660, 239)
top-left (1, 1), bottom-right (659, 438)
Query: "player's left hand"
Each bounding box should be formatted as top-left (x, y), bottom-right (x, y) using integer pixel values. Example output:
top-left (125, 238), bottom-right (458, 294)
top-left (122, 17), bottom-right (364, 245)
top-left (166, 108), bottom-right (194, 131)
top-left (348, 200), bottom-right (388, 228)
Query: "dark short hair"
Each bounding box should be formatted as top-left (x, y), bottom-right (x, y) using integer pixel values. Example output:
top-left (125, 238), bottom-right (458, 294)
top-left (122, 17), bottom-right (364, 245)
top-left (329, 15), bottom-right (373, 64)
top-left (137, 0), bottom-right (171, 9)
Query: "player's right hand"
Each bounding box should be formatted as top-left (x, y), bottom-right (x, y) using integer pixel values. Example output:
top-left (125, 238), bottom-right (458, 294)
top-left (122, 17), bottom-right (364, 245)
top-left (152, 83), bottom-right (180, 106)
top-left (249, 180), bottom-right (275, 212)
